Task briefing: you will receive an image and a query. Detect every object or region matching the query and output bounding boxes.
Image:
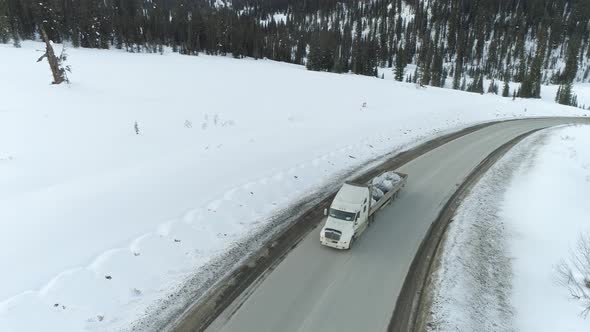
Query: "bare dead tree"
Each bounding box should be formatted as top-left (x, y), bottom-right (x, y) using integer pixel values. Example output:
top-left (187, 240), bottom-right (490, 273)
top-left (36, 26), bottom-right (67, 84)
top-left (557, 233), bottom-right (590, 318)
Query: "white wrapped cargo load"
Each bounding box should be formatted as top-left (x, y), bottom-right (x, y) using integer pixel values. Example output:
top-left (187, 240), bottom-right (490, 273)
top-left (371, 171), bottom-right (402, 194)
top-left (372, 187), bottom-right (384, 201)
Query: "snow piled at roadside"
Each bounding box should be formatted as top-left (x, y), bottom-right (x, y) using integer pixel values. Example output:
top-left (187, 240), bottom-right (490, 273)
top-left (0, 41), bottom-right (586, 331)
top-left (428, 124), bottom-right (590, 331)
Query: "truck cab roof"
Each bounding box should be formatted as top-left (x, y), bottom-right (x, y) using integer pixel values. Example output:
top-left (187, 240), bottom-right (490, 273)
top-left (333, 183), bottom-right (369, 207)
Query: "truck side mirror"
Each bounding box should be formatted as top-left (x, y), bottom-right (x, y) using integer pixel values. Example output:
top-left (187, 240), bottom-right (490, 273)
top-left (324, 208), bottom-right (328, 216)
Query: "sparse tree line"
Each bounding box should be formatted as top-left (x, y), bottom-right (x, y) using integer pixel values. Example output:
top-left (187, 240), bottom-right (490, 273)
top-left (2, 0), bottom-right (590, 106)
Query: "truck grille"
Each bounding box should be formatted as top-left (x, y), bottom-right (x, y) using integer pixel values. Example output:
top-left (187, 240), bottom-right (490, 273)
top-left (324, 229), bottom-right (341, 241)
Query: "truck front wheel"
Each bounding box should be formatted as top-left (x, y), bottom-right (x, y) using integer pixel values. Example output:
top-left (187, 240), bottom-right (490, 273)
top-left (348, 237), bottom-right (355, 250)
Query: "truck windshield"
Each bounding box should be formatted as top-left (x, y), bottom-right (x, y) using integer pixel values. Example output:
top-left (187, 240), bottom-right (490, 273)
top-left (329, 208), bottom-right (356, 221)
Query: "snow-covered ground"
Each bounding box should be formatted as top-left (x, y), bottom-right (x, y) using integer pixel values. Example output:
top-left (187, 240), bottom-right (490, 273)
top-left (427, 124), bottom-right (590, 331)
top-left (0, 41), bottom-right (587, 331)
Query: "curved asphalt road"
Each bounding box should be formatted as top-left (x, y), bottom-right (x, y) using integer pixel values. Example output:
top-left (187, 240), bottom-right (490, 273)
top-left (205, 118), bottom-right (587, 332)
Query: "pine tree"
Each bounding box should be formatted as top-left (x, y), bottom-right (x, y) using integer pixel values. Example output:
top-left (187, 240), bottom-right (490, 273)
top-left (420, 43), bottom-right (433, 86)
top-left (563, 36), bottom-right (580, 83)
top-left (394, 46), bottom-right (405, 82)
top-left (572, 95), bottom-right (578, 107)
top-left (488, 80), bottom-right (498, 94)
top-left (525, 27), bottom-right (547, 98)
top-left (452, 63), bottom-right (462, 90)
top-left (516, 52), bottom-right (527, 83)
top-left (476, 75), bottom-right (484, 94)
top-left (306, 35), bottom-right (321, 71)
top-left (440, 68), bottom-right (448, 88)
top-left (558, 83), bottom-right (575, 106)
top-left (452, 28), bottom-right (464, 90)
top-left (502, 73), bottom-right (510, 97)
top-left (430, 47), bottom-right (443, 87)
top-left (12, 31), bottom-right (20, 47)
top-left (34, 1), bottom-right (62, 43)
top-left (467, 71), bottom-right (484, 94)
top-left (0, 0), bottom-right (9, 44)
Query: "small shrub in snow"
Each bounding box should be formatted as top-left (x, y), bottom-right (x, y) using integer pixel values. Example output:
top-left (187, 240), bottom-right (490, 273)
top-left (184, 120), bottom-right (192, 128)
top-left (556, 233), bottom-right (590, 317)
top-left (221, 120), bottom-right (235, 127)
top-left (134, 121), bottom-right (140, 135)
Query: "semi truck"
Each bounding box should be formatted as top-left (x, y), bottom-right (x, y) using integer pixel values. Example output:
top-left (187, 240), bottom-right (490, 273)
top-left (320, 171), bottom-right (408, 250)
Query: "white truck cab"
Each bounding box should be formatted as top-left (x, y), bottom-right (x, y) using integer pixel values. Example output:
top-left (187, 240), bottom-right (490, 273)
top-left (320, 183), bottom-right (370, 250)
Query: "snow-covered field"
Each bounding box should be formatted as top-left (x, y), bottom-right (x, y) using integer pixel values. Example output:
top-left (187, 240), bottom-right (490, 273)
top-left (427, 124), bottom-right (590, 331)
top-left (0, 42), bottom-right (586, 331)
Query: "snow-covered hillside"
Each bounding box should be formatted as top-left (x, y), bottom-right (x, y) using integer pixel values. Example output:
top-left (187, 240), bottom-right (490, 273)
top-left (0, 42), bottom-right (586, 331)
top-left (427, 124), bottom-right (590, 331)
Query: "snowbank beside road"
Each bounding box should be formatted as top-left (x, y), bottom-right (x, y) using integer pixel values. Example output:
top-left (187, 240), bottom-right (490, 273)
top-left (428, 125), bottom-right (590, 331)
top-left (0, 41), bottom-right (586, 331)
